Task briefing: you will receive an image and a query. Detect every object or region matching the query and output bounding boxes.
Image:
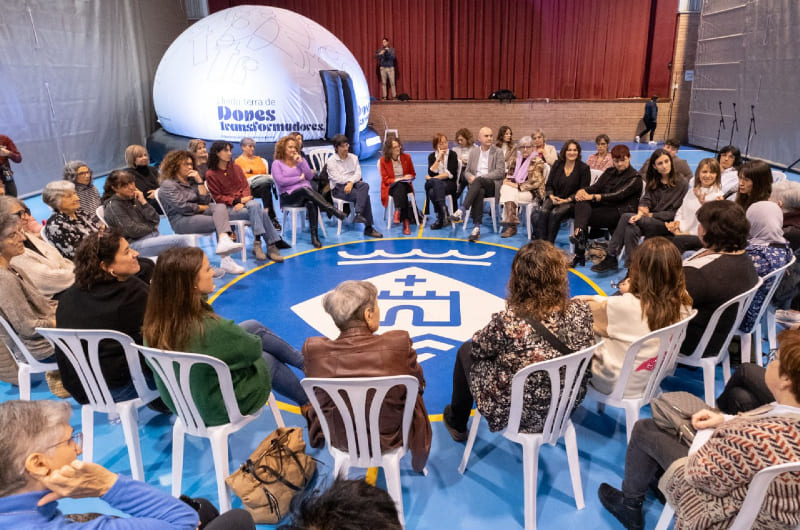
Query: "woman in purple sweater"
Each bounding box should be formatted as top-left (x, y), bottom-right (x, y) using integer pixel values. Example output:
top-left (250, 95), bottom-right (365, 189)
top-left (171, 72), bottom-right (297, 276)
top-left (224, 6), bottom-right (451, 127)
top-left (271, 135), bottom-right (345, 248)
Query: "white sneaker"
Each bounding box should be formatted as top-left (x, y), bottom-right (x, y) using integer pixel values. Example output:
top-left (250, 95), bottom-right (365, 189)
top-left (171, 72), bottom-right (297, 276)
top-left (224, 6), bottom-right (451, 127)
top-left (634, 135), bottom-right (640, 143)
top-left (216, 234), bottom-right (243, 255)
top-left (220, 256), bottom-right (245, 275)
top-left (211, 266), bottom-right (225, 279)
top-left (648, 140), bottom-right (657, 146)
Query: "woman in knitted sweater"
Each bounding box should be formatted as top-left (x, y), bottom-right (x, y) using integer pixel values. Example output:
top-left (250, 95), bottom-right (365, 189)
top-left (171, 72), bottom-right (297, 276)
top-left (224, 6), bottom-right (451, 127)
top-left (598, 328), bottom-right (800, 530)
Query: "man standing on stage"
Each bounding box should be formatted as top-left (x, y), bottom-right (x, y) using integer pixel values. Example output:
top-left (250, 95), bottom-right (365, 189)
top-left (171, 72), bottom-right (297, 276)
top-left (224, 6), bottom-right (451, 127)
top-left (375, 38), bottom-right (397, 101)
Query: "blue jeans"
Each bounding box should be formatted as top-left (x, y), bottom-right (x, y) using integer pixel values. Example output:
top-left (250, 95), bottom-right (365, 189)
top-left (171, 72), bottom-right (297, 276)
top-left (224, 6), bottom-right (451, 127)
top-left (238, 320), bottom-right (307, 405)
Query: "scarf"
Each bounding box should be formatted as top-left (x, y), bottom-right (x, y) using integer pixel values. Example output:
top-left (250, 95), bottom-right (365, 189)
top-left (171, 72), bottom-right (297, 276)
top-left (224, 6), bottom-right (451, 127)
top-left (512, 151), bottom-right (535, 184)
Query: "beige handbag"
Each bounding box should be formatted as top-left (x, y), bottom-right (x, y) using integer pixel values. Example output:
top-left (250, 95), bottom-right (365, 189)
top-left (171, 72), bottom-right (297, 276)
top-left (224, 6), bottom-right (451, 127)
top-left (226, 427), bottom-right (316, 523)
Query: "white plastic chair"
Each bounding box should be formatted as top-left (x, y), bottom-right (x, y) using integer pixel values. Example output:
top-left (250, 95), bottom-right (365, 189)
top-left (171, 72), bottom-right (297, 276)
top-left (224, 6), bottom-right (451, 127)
top-left (300, 375), bottom-right (420, 528)
top-left (95, 205), bottom-right (107, 226)
top-left (36, 328), bottom-right (160, 481)
top-left (463, 197), bottom-right (498, 233)
top-left (135, 345), bottom-right (284, 512)
top-left (0, 315), bottom-right (58, 400)
top-left (588, 310), bottom-right (697, 442)
top-left (737, 256), bottom-right (795, 366)
top-left (332, 197), bottom-right (357, 235)
top-left (280, 206), bottom-right (327, 247)
top-left (458, 343), bottom-right (602, 530)
top-left (676, 278), bottom-right (763, 405)
top-left (306, 147), bottom-right (334, 174)
top-left (655, 461), bottom-right (800, 530)
top-left (153, 189), bottom-right (247, 263)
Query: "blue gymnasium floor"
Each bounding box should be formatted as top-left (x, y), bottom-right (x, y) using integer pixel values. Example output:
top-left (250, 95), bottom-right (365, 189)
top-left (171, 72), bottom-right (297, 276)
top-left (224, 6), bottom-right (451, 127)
top-left (1, 141), bottom-right (781, 529)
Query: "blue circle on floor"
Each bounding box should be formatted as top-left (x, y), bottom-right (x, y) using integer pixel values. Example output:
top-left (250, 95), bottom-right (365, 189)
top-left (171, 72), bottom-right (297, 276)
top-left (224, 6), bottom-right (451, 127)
top-left (209, 238), bottom-right (602, 412)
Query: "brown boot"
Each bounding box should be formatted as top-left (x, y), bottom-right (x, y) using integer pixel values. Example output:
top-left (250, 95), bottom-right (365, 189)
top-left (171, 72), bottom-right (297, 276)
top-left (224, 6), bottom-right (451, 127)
top-left (504, 202), bottom-right (519, 225)
top-left (501, 225), bottom-right (517, 238)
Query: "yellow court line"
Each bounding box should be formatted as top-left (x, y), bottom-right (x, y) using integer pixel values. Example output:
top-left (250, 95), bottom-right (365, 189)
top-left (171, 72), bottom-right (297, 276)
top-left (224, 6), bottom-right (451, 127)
top-left (569, 268), bottom-right (607, 296)
top-left (208, 236), bottom-right (524, 302)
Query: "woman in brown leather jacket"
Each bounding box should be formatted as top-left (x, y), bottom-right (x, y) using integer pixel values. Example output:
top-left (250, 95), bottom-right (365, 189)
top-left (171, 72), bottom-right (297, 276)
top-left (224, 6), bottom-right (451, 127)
top-left (302, 280), bottom-right (432, 473)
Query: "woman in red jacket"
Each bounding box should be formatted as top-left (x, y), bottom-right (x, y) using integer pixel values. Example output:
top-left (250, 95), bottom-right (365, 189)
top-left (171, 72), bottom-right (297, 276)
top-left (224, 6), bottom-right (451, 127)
top-left (378, 139), bottom-right (417, 235)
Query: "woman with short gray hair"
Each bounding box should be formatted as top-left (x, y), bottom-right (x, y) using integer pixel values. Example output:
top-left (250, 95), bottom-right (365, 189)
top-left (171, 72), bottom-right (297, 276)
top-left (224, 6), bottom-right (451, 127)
top-left (322, 280), bottom-right (378, 330)
top-left (303, 280), bottom-right (432, 473)
top-left (42, 180), bottom-right (103, 260)
top-left (63, 160), bottom-right (101, 220)
top-left (497, 135), bottom-right (548, 238)
top-left (0, 399), bottom-right (202, 528)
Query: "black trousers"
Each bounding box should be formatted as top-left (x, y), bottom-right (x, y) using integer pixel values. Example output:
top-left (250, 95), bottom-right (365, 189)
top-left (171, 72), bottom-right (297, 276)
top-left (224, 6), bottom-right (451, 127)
top-left (464, 178), bottom-right (496, 224)
top-left (280, 187), bottom-right (334, 233)
top-left (250, 180), bottom-right (278, 220)
top-left (389, 181), bottom-right (414, 221)
top-left (446, 341), bottom-right (475, 432)
top-left (637, 119), bottom-right (657, 141)
top-left (536, 199), bottom-right (574, 243)
top-left (573, 202), bottom-right (621, 234)
top-left (716, 363), bottom-right (773, 414)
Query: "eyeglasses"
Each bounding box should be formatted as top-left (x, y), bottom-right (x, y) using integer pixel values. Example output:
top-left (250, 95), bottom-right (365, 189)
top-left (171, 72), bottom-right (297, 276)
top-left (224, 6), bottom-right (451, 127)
top-left (76, 170), bottom-right (93, 177)
top-left (519, 145), bottom-right (534, 149)
top-left (44, 431), bottom-right (83, 451)
top-left (766, 349), bottom-right (779, 365)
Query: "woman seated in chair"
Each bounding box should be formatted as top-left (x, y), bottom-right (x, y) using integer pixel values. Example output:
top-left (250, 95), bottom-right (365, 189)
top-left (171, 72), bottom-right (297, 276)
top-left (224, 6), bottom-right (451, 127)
top-left (453, 128), bottom-right (474, 201)
top-left (157, 149), bottom-right (246, 275)
top-left (0, 196), bottom-right (74, 298)
top-left (586, 134), bottom-right (613, 172)
top-left (570, 145), bottom-right (642, 267)
top-left (62, 160), bottom-right (101, 222)
top-left (271, 135), bottom-right (345, 248)
top-left (54, 231), bottom-right (167, 408)
top-left (142, 247), bottom-right (309, 427)
top-left (667, 158), bottom-right (724, 254)
top-left (124, 144), bottom-right (161, 213)
top-left (378, 138), bottom-right (416, 235)
top-left (426, 133), bottom-right (458, 230)
top-left (739, 201), bottom-right (793, 335)
top-left (0, 213), bottom-right (57, 367)
top-left (442, 240), bottom-right (595, 440)
top-left (495, 125), bottom-right (516, 169)
top-left (535, 140), bottom-right (591, 243)
top-left (531, 129), bottom-right (558, 166)
top-left (234, 137), bottom-right (281, 232)
top-left (497, 136), bottom-right (547, 238)
top-left (592, 149), bottom-right (688, 272)
top-left (735, 159), bottom-right (773, 212)
top-left (681, 201), bottom-right (759, 358)
top-left (187, 139), bottom-right (209, 178)
top-left (599, 328), bottom-right (800, 530)
top-left (204, 141), bottom-right (287, 263)
top-left (42, 180), bottom-right (104, 261)
top-left (717, 144), bottom-right (743, 197)
top-left (302, 280), bottom-right (432, 473)
top-left (575, 237), bottom-right (692, 397)
top-left (101, 169), bottom-right (187, 258)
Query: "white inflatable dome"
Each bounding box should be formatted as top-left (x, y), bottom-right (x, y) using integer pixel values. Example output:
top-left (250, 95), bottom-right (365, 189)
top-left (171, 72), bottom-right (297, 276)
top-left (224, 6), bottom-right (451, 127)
top-left (153, 5), bottom-right (370, 142)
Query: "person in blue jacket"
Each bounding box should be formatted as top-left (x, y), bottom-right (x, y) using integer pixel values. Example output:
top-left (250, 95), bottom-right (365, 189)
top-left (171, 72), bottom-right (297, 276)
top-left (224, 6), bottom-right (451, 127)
top-left (0, 399), bottom-right (254, 529)
top-left (635, 95), bottom-right (659, 144)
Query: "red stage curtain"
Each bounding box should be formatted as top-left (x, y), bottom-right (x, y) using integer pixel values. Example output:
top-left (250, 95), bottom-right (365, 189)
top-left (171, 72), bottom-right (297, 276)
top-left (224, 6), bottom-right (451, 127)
top-left (207, 0), bottom-right (678, 101)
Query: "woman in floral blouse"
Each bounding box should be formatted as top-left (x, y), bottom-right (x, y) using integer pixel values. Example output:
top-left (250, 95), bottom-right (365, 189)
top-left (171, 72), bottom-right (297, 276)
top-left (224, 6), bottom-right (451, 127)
top-left (42, 180), bottom-right (103, 260)
top-left (442, 240), bottom-right (595, 440)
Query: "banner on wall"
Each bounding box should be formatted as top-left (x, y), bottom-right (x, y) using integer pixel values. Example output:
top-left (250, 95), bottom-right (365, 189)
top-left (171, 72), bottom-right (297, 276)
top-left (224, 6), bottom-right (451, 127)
top-left (153, 5), bottom-right (371, 142)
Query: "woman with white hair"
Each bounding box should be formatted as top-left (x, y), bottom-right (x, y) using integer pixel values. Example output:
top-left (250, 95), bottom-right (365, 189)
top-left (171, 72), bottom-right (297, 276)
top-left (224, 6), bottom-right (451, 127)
top-left (0, 196), bottom-right (74, 298)
top-left (302, 280), bottom-right (432, 473)
top-left (42, 180), bottom-right (103, 260)
top-left (0, 399), bottom-right (205, 528)
top-left (497, 136), bottom-right (547, 238)
top-left (62, 160), bottom-right (101, 221)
